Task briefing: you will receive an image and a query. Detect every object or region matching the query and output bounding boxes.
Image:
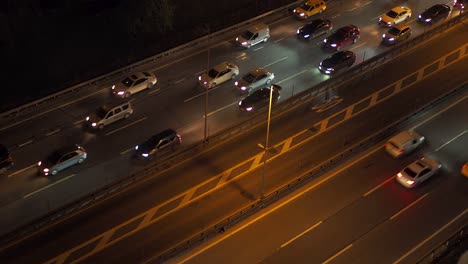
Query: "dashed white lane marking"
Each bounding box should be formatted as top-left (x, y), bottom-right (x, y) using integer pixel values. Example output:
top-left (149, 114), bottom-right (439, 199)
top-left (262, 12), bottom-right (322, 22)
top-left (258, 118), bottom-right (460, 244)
top-left (280, 221), bottom-right (322, 248)
top-left (148, 88), bottom-right (161, 95)
top-left (253, 46), bottom-right (264, 51)
top-left (174, 78), bottom-right (186, 84)
top-left (277, 69), bottom-right (309, 84)
top-left (323, 244), bottom-right (353, 264)
top-left (23, 174), bottom-right (76, 198)
top-left (8, 163), bottom-right (37, 178)
top-left (18, 140), bottom-right (33, 148)
top-left (363, 176), bottom-right (394, 197)
top-left (104, 117), bottom-right (148, 136)
top-left (120, 147), bottom-right (134, 155)
top-left (263, 56), bottom-right (288, 68)
top-left (46, 129), bottom-right (61, 136)
top-left (206, 101), bottom-right (239, 117)
top-left (390, 193), bottom-right (428, 220)
top-left (411, 95), bottom-right (467, 129)
top-left (435, 130), bottom-right (467, 152)
top-left (350, 42), bottom-right (367, 51)
top-left (194, 69), bottom-right (206, 76)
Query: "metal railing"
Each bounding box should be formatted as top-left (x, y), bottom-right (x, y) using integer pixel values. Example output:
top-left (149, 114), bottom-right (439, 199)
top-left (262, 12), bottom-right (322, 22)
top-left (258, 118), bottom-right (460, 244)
top-left (417, 225), bottom-right (467, 264)
top-left (0, 5), bottom-right (466, 255)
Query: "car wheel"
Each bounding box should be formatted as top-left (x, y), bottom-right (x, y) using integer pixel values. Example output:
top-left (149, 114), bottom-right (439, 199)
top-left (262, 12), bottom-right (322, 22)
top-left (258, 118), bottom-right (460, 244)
top-left (263, 38), bottom-right (268, 43)
top-left (147, 83), bottom-right (154, 89)
top-left (78, 158), bottom-right (84, 164)
top-left (266, 79), bottom-right (272, 85)
top-left (98, 124), bottom-right (104, 130)
top-left (211, 82), bottom-right (217, 88)
top-left (231, 74), bottom-right (237, 80)
top-left (51, 170), bottom-right (58, 176)
top-left (124, 113), bottom-right (130, 119)
top-left (124, 92), bottom-right (131, 98)
top-left (247, 44), bottom-right (251, 48)
top-left (319, 9), bottom-right (323, 14)
top-left (353, 37), bottom-right (358, 44)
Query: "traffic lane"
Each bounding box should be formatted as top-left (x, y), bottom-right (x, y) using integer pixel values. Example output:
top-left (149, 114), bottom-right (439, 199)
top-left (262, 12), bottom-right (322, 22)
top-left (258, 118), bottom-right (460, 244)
top-left (330, 173), bottom-right (468, 264)
top-left (3, 59), bottom-right (465, 262)
top-left (53, 63), bottom-right (468, 263)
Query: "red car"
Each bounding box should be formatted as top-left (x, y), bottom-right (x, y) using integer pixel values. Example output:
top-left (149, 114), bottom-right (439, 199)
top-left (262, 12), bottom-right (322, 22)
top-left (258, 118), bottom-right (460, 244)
top-left (453, 0), bottom-right (466, 9)
top-left (323, 25), bottom-right (360, 51)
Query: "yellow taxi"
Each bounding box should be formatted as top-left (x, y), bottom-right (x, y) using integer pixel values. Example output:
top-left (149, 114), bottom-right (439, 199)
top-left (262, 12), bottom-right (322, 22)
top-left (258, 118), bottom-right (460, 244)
top-left (293, 0), bottom-right (326, 19)
top-left (462, 162), bottom-right (468, 177)
top-left (379, 6), bottom-right (412, 27)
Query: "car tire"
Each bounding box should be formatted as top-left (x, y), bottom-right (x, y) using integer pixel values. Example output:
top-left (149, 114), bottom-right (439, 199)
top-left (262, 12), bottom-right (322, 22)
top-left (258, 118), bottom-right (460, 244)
top-left (51, 170), bottom-right (58, 176)
top-left (266, 79), bottom-right (272, 85)
top-left (231, 74), bottom-right (237, 80)
top-left (78, 158), bottom-right (84, 164)
top-left (353, 37), bottom-right (358, 44)
top-left (247, 44), bottom-right (251, 48)
top-left (124, 113), bottom-right (130, 119)
top-left (212, 82), bottom-right (217, 88)
top-left (147, 83), bottom-right (154, 89)
top-left (263, 38), bottom-right (268, 43)
top-left (319, 9), bottom-right (323, 14)
top-left (125, 92), bottom-right (131, 98)
top-left (98, 124), bottom-right (104, 130)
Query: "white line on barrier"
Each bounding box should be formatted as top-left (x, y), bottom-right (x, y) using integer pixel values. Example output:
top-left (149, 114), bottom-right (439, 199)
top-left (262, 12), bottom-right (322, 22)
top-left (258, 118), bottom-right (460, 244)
top-left (8, 163), bottom-right (37, 178)
top-left (263, 56), bottom-right (288, 68)
top-left (105, 117), bottom-right (148, 136)
top-left (23, 174), bottom-right (76, 198)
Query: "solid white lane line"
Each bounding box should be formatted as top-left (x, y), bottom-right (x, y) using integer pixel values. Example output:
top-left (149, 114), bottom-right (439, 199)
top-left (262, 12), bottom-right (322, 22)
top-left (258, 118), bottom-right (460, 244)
top-left (390, 193), bottom-right (428, 220)
top-left (23, 174), bottom-right (76, 198)
top-left (277, 69), bottom-right (308, 84)
top-left (105, 117), bottom-right (148, 136)
top-left (323, 244), bottom-right (353, 264)
top-left (435, 130), bottom-right (467, 152)
top-left (263, 56), bottom-right (288, 68)
top-left (280, 221), bottom-right (322, 248)
top-left (206, 101), bottom-right (239, 117)
top-left (178, 145), bottom-right (383, 263)
top-left (393, 208), bottom-right (468, 264)
top-left (8, 163), bottom-right (37, 178)
top-left (253, 46), bottom-right (264, 51)
top-left (274, 37), bottom-right (287, 43)
top-left (411, 95), bottom-right (467, 129)
top-left (363, 176), bottom-right (395, 197)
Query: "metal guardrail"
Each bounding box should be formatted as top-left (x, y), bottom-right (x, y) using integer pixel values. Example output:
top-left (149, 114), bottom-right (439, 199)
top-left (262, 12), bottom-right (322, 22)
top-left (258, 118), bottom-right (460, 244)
top-left (417, 225), bottom-right (467, 264)
top-left (153, 82), bottom-right (468, 263)
top-left (0, 5), bottom-right (466, 254)
top-left (0, 0), bottom-right (303, 120)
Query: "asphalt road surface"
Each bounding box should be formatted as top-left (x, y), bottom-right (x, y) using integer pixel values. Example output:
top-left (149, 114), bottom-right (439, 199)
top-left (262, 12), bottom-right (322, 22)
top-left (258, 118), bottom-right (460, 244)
top-left (0, 16), bottom-right (466, 264)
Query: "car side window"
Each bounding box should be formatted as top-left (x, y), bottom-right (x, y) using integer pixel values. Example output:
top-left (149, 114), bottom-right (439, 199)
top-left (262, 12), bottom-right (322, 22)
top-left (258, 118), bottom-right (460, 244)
top-left (419, 168), bottom-right (431, 177)
top-left (158, 139), bottom-right (170, 149)
top-left (115, 108), bottom-right (122, 114)
top-left (220, 69), bottom-right (231, 76)
top-left (106, 111), bottom-right (114, 119)
top-left (252, 33), bottom-right (258, 39)
top-left (122, 104), bottom-right (129, 110)
top-left (60, 152), bottom-right (77, 162)
top-left (134, 78), bottom-right (147, 86)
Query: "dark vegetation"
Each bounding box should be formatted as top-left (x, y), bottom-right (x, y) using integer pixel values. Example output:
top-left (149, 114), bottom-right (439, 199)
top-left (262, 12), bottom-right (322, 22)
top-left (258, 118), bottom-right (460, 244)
top-left (1, 0), bottom-right (296, 112)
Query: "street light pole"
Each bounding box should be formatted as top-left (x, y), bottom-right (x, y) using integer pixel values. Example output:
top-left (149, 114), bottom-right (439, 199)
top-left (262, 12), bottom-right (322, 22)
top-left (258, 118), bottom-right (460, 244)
top-left (261, 85), bottom-right (274, 199)
top-left (204, 27), bottom-right (210, 144)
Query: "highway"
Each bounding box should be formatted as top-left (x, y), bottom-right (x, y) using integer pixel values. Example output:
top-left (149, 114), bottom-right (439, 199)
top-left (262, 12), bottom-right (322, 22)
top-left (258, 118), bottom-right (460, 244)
top-left (0, 0), bottom-right (465, 237)
top-left (181, 92), bottom-right (468, 264)
top-left (0, 15), bottom-right (466, 263)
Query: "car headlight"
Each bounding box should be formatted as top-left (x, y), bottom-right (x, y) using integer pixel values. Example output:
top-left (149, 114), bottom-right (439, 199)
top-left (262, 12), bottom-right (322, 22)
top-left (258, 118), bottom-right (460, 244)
top-left (300, 13), bottom-right (305, 17)
top-left (91, 122), bottom-right (97, 127)
top-left (43, 168), bottom-right (49, 172)
top-left (112, 85), bottom-right (115, 90)
top-left (235, 81), bottom-right (239, 86)
top-left (304, 34), bottom-right (310, 38)
top-left (241, 86), bottom-right (247, 90)
top-left (117, 91), bottom-right (124, 95)
top-left (296, 29), bottom-right (300, 34)
top-left (425, 18), bottom-right (431, 22)
top-left (388, 38), bottom-right (395, 41)
top-left (382, 34), bottom-right (386, 38)
top-left (242, 41), bottom-right (248, 45)
top-left (198, 76), bottom-right (202, 81)
top-left (38, 161), bottom-right (42, 166)
top-left (387, 22), bottom-right (392, 26)
top-left (135, 145), bottom-right (139, 150)
top-left (379, 17), bottom-right (382, 22)
top-left (325, 70), bottom-right (331, 74)
top-left (418, 15), bottom-right (422, 19)
top-left (331, 44), bottom-right (337, 47)
top-left (238, 101), bottom-right (242, 106)
top-left (246, 107), bottom-right (253, 111)
top-left (323, 39), bottom-right (327, 43)
top-left (142, 153), bottom-right (149, 157)
top-left (86, 116), bottom-right (90, 121)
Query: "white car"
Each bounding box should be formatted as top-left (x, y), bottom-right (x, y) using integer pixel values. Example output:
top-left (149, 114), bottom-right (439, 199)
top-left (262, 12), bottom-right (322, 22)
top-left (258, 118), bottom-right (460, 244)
top-left (385, 130), bottom-right (424, 158)
top-left (396, 156), bottom-right (442, 188)
top-left (379, 6), bottom-right (412, 27)
top-left (235, 68), bottom-right (274, 94)
top-left (112, 72), bottom-right (157, 98)
top-left (198, 62), bottom-right (239, 89)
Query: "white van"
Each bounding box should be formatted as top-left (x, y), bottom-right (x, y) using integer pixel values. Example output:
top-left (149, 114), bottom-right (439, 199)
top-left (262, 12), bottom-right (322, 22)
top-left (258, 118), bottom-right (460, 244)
top-left (86, 99), bottom-right (133, 130)
top-left (385, 130), bottom-right (425, 158)
top-left (236, 23), bottom-right (270, 48)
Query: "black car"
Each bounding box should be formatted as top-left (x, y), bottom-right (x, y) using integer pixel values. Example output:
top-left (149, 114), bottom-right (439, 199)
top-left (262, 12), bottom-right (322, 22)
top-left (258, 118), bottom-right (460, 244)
top-left (323, 25), bottom-right (360, 51)
top-left (318, 50), bottom-right (356, 74)
top-left (0, 144), bottom-right (13, 174)
top-left (418, 4), bottom-right (450, 24)
top-left (239, 85), bottom-right (281, 112)
top-left (297, 19), bottom-right (333, 40)
top-left (135, 129), bottom-right (182, 158)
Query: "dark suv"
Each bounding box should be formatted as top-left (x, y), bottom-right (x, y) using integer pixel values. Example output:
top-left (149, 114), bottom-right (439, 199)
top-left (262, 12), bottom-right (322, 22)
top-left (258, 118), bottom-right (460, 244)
top-left (135, 129), bottom-right (182, 158)
top-left (418, 4), bottom-right (451, 24)
top-left (323, 25), bottom-right (360, 51)
top-left (0, 144), bottom-right (13, 174)
top-left (319, 51), bottom-right (356, 74)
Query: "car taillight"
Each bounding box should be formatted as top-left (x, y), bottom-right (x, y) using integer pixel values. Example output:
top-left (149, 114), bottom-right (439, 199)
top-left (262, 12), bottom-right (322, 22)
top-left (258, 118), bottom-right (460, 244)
top-left (406, 180), bottom-right (415, 185)
top-left (178, 134), bottom-right (182, 142)
top-left (397, 173), bottom-right (403, 178)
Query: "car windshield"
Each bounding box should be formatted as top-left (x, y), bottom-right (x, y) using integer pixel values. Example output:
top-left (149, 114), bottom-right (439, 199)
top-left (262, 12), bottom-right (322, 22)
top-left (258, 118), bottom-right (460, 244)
top-left (121, 77), bottom-right (134, 88)
top-left (403, 167), bottom-right (417, 178)
top-left (333, 29), bottom-right (347, 39)
top-left (388, 27), bottom-right (402, 35)
top-left (46, 151), bottom-right (62, 165)
top-left (241, 30), bottom-right (254, 40)
top-left (207, 69), bottom-right (219, 78)
top-left (329, 53), bottom-right (345, 63)
top-left (242, 73), bottom-right (256, 84)
top-left (427, 6), bottom-right (439, 14)
top-left (95, 107), bottom-right (108, 118)
top-left (306, 20), bottom-right (322, 30)
top-left (386, 10), bottom-right (398, 18)
top-left (299, 2), bottom-right (312, 10)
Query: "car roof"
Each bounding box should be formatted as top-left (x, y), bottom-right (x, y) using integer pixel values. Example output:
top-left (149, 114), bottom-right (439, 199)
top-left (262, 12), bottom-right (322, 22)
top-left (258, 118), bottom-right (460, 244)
top-left (127, 72), bottom-right (153, 80)
top-left (152, 129), bottom-right (178, 140)
top-left (391, 6), bottom-right (410, 13)
top-left (54, 144), bottom-right (81, 156)
top-left (389, 130), bottom-right (419, 146)
top-left (393, 23), bottom-right (411, 30)
top-left (247, 23), bottom-right (268, 32)
top-left (213, 62), bottom-right (230, 72)
top-left (101, 98), bottom-right (130, 110)
top-left (249, 68), bottom-right (270, 76)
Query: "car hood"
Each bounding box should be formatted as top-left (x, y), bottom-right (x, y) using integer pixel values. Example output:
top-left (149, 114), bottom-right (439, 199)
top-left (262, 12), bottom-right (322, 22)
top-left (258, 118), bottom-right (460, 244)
top-left (86, 113), bottom-right (101, 123)
top-left (136, 139), bottom-right (157, 154)
top-left (199, 73), bottom-right (213, 85)
top-left (236, 79), bottom-right (251, 89)
top-left (325, 34), bottom-right (344, 44)
top-left (320, 58), bottom-right (338, 69)
top-left (112, 82), bottom-right (129, 93)
top-left (380, 14), bottom-right (394, 23)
